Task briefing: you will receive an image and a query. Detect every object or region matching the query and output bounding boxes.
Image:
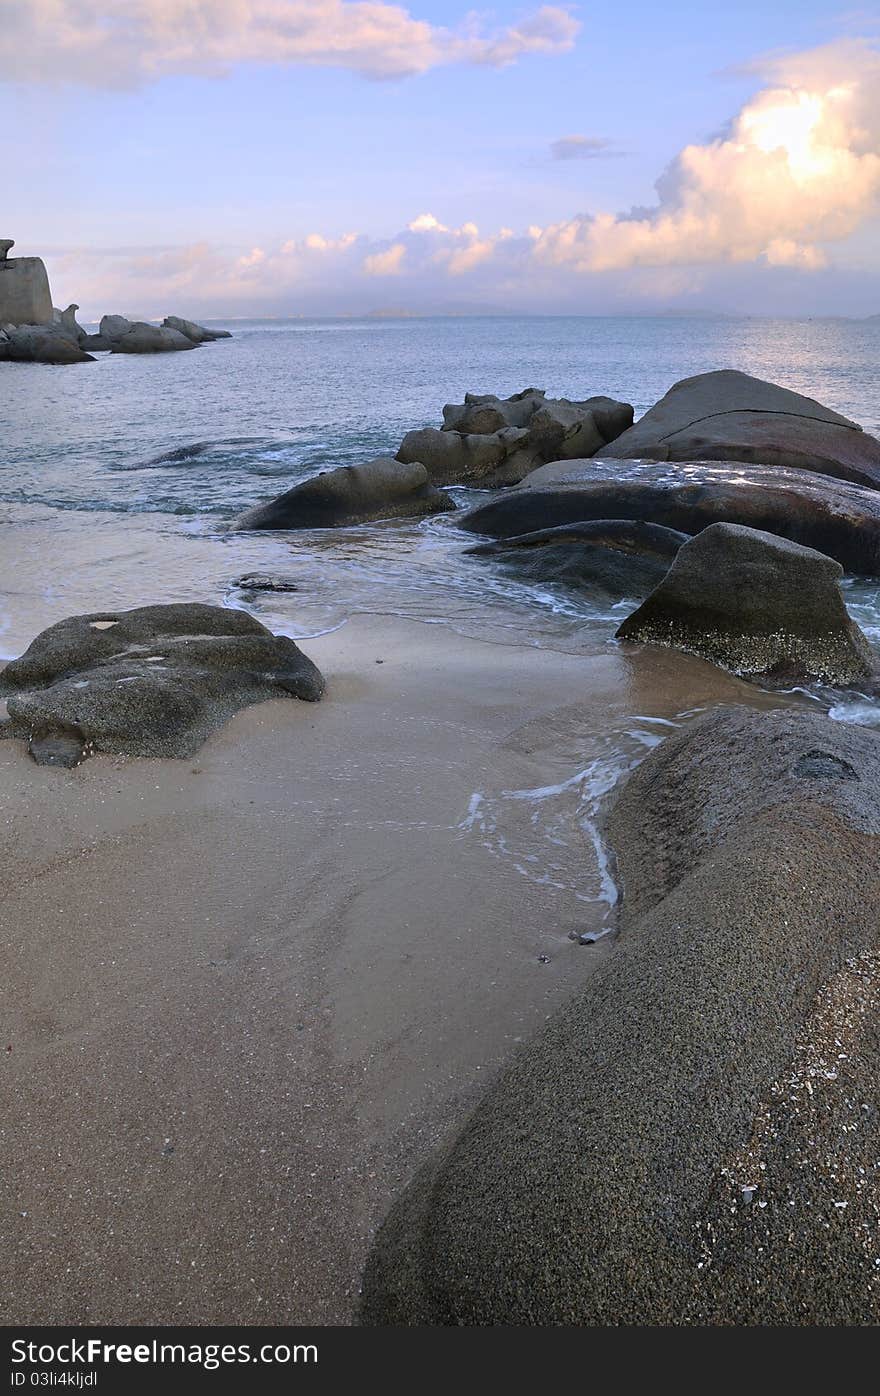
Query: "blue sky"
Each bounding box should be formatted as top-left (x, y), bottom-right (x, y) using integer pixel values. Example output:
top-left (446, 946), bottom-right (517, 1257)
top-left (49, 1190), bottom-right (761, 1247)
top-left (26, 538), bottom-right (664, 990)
top-left (2, 2), bottom-right (879, 317)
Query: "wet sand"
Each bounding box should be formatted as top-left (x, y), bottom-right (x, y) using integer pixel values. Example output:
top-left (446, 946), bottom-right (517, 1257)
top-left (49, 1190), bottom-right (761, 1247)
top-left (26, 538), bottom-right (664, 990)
top-left (0, 615), bottom-right (794, 1324)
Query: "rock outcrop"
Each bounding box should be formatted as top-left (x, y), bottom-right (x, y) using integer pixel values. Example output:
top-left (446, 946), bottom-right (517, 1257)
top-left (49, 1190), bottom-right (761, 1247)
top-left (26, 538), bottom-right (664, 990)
top-left (603, 370), bottom-right (880, 488)
top-left (0, 603), bottom-right (324, 765)
top-left (465, 519), bottom-right (689, 598)
top-left (0, 326), bottom-right (95, 364)
top-left (361, 707), bottom-right (880, 1326)
top-left (458, 460), bottom-right (880, 575)
top-left (0, 240), bottom-right (53, 326)
top-left (235, 458), bottom-right (454, 530)
top-left (162, 315), bottom-right (232, 344)
top-left (111, 322), bottom-right (197, 354)
top-left (397, 388), bottom-right (634, 487)
top-left (616, 522), bottom-right (874, 684)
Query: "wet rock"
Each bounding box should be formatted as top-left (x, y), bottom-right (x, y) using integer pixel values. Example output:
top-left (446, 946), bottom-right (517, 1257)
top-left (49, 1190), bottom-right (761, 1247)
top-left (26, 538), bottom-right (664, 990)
top-left (236, 574), bottom-right (299, 592)
top-left (616, 522), bottom-right (875, 684)
top-left (603, 369), bottom-right (880, 488)
top-left (466, 519), bottom-right (689, 598)
top-left (0, 603), bottom-right (324, 763)
top-left (458, 460), bottom-right (880, 575)
top-left (235, 458), bottom-right (454, 530)
top-left (361, 708), bottom-right (880, 1325)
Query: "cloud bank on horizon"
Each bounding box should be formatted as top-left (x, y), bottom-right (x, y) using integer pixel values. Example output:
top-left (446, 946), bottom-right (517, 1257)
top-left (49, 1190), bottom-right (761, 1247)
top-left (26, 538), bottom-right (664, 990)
top-left (0, 0), bottom-right (580, 84)
top-left (9, 11), bottom-right (879, 315)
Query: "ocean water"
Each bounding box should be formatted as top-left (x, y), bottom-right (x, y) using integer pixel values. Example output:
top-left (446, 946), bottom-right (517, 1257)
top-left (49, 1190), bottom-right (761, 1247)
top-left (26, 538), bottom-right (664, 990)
top-left (1, 312), bottom-right (879, 689)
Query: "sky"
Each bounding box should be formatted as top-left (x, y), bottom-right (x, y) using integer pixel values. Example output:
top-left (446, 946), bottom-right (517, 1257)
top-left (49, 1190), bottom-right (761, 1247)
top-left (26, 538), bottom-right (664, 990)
top-left (1, 1), bottom-right (879, 318)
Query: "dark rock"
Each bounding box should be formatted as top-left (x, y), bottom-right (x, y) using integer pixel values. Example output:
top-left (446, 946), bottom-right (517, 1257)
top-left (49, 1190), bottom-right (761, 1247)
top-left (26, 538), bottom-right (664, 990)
top-left (465, 519), bottom-right (689, 598)
top-left (361, 707), bottom-right (880, 1325)
top-left (458, 460), bottom-right (880, 575)
top-left (235, 458), bottom-right (454, 530)
top-left (79, 334), bottom-right (111, 352)
top-left (0, 328), bottom-right (95, 364)
top-left (236, 574), bottom-right (299, 593)
top-left (603, 370), bottom-right (880, 488)
top-left (111, 323), bottom-right (198, 354)
top-left (0, 603), bottom-right (324, 763)
top-left (616, 522), bottom-right (875, 684)
top-left (162, 315), bottom-right (232, 343)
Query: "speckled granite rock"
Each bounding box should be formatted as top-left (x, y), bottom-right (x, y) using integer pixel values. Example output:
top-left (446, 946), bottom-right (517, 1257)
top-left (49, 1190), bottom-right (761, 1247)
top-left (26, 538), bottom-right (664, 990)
top-left (465, 519), bottom-right (690, 598)
top-left (616, 522), bottom-right (875, 684)
top-left (361, 707), bottom-right (880, 1325)
top-left (0, 603), bottom-right (324, 765)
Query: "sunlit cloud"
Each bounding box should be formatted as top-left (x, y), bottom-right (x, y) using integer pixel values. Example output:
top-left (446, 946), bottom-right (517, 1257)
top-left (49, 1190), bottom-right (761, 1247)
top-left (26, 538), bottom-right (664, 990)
top-left (532, 39), bottom-right (880, 272)
top-left (0, 1), bottom-right (580, 86)
top-left (363, 241), bottom-right (407, 275)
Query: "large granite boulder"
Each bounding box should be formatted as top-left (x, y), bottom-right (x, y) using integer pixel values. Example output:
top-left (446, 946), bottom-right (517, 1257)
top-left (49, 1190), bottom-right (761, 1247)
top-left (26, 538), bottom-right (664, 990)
top-left (0, 242), bottom-right (53, 326)
top-left (0, 603), bottom-right (324, 766)
top-left (99, 314), bottom-right (133, 342)
top-left (603, 370), bottom-right (880, 488)
top-left (235, 458), bottom-right (454, 531)
top-left (458, 460), bottom-right (880, 575)
top-left (111, 322), bottom-right (198, 354)
top-left (0, 325), bottom-right (95, 364)
top-left (465, 519), bottom-right (689, 598)
top-left (616, 522), bottom-right (874, 684)
top-left (442, 388), bottom-right (548, 432)
top-left (162, 315), bottom-right (232, 344)
top-left (396, 426), bottom-right (539, 487)
top-left (361, 707), bottom-right (880, 1325)
top-left (399, 388), bottom-right (634, 487)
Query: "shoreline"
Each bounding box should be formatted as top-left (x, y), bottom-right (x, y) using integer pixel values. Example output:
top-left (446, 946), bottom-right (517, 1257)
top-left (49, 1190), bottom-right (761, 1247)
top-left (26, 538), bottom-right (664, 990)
top-left (0, 614), bottom-right (796, 1323)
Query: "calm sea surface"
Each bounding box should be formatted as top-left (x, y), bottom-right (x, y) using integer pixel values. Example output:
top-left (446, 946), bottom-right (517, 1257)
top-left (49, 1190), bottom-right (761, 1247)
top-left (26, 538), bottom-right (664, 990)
top-left (2, 312), bottom-right (879, 688)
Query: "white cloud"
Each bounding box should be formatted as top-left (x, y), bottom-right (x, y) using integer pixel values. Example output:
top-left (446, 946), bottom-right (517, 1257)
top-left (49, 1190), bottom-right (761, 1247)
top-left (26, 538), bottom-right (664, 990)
top-left (534, 38), bottom-right (880, 272)
top-left (0, 1), bottom-right (579, 86)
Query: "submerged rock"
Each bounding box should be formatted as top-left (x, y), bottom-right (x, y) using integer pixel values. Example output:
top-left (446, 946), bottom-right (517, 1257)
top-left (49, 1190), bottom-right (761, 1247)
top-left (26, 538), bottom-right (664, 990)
top-left (616, 522), bottom-right (874, 684)
top-left (235, 458), bottom-right (454, 530)
top-left (361, 707), bottom-right (880, 1325)
top-left (458, 460), bottom-right (880, 575)
top-left (603, 369), bottom-right (880, 488)
top-left (0, 603), bottom-right (324, 765)
top-left (466, 519), bottom-right (689, 598)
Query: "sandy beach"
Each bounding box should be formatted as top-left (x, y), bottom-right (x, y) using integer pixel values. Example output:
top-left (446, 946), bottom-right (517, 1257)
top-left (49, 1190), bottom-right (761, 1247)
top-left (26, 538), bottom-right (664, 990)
top-left (0, 614), bottom-right (794, 1324)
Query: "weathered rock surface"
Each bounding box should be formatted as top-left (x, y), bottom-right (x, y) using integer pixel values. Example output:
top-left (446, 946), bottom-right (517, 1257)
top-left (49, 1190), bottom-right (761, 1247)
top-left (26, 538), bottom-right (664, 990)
top-left (361, 707), bottom-right (880, 1325)
top-left (0, 243), bottom-right (53, 326)
top-left (603, 370), bottom-right (880, 488)
top-left (396, 425), bottom-right (539, 487)
top-left (0, 603), bottom-right (324, 765)
top-left (235, 458), bottom-right (454, 531)
top-left (162, 315), bottom-right (232, 343)
top-left (111, 322), bottom-right (198, 354)
top-left (0, 326), bottom-right (95, 364)
top-left (466, 519), bottom-right (689, 597)
top-left (616, 522), bottom-right (874, 683)
top-left (458, 460), bottom-right (880, 575)
top-left (99, 314), bottom-right (133, 342)
top-left (399, 388), bottom-right (634, 487)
